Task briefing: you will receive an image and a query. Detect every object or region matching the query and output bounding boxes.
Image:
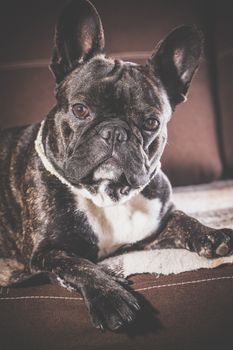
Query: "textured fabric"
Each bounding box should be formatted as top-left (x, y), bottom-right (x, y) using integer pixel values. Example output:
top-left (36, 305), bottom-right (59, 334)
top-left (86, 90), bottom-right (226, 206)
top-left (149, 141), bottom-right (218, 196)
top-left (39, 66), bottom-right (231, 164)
top-left (173, 179), bottom-right (233, 227)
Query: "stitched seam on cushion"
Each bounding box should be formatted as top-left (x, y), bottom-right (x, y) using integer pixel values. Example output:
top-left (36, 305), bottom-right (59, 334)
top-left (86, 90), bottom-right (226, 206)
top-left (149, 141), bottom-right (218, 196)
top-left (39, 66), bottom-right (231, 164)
top-left (0, 276), bottom-right (232, 301)
top-left (136, 276), bottom-right (233, 292)
top-left (133, 272), bottom-right (233, 288)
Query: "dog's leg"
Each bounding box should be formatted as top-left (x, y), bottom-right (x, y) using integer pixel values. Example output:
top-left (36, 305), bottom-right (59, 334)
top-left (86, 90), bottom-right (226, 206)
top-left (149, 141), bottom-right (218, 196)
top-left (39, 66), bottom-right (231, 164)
top-left (0, 228), bottom-right (27, 286)
top-left (30, 248), bottom-right (140, 331)
top-left (145, 210), bottom-right (233, 258)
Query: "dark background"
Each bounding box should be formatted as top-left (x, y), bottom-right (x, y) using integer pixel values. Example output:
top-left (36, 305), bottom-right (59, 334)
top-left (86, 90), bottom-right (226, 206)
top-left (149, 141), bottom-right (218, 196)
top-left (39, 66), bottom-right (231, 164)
top-left (0, 0), bottom-right (233, 186)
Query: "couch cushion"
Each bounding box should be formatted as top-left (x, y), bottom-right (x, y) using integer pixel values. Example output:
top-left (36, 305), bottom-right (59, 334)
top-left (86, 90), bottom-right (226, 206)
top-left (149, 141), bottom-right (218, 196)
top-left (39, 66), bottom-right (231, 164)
top-left (0, 0), bottom-right (223, 185)
top-left (0, 266), bottom-right (232, 350)
top-left (0, 68), bottom-right (55, 128)
top-left (216, 0), bottom-right (233, 177)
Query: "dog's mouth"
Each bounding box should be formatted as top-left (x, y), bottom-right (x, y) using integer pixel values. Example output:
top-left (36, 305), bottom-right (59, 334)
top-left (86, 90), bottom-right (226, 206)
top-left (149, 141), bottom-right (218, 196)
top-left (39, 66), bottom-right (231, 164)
top-left (68, 157), bottom-right (137, 193)
top-left (66, 155), bottom-right (157, 205)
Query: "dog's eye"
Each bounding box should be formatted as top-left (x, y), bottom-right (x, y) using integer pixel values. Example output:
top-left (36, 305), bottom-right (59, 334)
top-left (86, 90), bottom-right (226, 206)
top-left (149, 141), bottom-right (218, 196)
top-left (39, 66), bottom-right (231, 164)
top-left (72, 103), bottom-right (90, 120)
top-left (143, 117), bottom-right (160, 131)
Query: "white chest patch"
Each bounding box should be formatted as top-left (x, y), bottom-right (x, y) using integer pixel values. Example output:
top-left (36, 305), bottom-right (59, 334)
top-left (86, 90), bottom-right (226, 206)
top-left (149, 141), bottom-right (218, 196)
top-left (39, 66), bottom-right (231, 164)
top-left (77, 193), bottom-right (162, 259)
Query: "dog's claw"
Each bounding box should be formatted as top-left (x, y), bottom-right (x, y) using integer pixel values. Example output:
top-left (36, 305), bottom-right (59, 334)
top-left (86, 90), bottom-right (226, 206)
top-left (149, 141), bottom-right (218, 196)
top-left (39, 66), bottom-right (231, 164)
top-left (98, 265), bottom-right (133, 286)
top-left (193, 228), bottom-right (233, 258)
top-left (112, 275), bottom-right (133, 286)
top-left (216, 242), bottom-right (230, 256)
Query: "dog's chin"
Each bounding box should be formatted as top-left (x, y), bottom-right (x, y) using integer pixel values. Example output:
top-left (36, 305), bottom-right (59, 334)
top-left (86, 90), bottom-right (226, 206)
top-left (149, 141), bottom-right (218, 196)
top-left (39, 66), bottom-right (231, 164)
top-left (79, 167), bottom-right (153, 208)
top-left (66, 159), bottom-right (159, 207)
top-left (81, 179), bottom-right (142, 207)
top-left (62, 159), bottom-right (156, 207)
top-left (69, 162), bottom-right (139, 207)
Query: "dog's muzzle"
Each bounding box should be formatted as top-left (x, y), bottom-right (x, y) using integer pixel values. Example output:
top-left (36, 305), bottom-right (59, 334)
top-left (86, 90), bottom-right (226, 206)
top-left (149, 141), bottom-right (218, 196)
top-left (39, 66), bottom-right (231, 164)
top-left (64, 119), bottom-right (152, 189)
top-left (96, 120), bottom-right (130, 146)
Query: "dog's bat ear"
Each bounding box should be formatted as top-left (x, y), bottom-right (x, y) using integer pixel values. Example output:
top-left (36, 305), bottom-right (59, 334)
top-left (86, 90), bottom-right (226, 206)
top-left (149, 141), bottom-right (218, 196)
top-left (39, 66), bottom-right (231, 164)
top-left (148, 25), bottom-right (203, 106)
top-left (50, 0), bottom-right (105, 84)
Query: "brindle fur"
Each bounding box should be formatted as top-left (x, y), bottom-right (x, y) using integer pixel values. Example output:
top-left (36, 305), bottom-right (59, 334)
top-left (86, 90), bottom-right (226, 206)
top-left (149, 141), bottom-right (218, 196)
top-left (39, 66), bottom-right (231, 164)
top-left (0, 0), bottom-right (232, 331)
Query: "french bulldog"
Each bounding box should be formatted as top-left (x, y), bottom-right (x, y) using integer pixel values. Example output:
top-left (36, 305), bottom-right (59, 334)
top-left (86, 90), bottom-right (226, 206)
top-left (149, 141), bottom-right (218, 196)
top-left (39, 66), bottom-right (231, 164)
top-left (0, 0), bottom-right (232, 331)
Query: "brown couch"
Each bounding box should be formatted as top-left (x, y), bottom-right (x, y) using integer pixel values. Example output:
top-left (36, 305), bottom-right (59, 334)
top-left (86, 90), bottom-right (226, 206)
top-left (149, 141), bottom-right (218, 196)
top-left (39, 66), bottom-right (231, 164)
top-left (0, 1), bottom-right (233, 349)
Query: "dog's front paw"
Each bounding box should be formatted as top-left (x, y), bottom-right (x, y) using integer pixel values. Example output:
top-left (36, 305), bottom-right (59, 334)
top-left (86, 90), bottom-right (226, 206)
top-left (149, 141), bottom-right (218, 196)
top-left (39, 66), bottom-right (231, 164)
top-left (192, 228), bottom-right (233, 258)
top-left (81, 272), bottom-right (140, 331)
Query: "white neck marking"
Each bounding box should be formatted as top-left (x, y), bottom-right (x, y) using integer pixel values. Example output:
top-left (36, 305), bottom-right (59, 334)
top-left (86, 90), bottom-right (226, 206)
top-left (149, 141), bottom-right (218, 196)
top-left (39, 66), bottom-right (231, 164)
top-left (35, 120), bottom-right (81, 195)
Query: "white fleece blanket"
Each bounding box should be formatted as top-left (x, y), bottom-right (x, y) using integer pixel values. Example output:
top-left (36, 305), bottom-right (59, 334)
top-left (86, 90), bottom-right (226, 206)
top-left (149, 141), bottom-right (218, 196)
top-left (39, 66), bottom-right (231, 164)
top-left (99, 180), bottom-right (233, 277)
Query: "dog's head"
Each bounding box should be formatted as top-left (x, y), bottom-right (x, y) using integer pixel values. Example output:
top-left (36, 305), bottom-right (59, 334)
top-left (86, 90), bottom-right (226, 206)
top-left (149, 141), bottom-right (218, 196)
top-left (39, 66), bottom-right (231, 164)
top-left (38, 0), bottom-right (203, 207)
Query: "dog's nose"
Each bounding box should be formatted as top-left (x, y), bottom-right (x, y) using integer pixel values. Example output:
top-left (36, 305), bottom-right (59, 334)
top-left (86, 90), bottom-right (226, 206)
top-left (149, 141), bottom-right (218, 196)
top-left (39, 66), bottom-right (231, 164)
top-left (99, 125), bottom-right (128, 144)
